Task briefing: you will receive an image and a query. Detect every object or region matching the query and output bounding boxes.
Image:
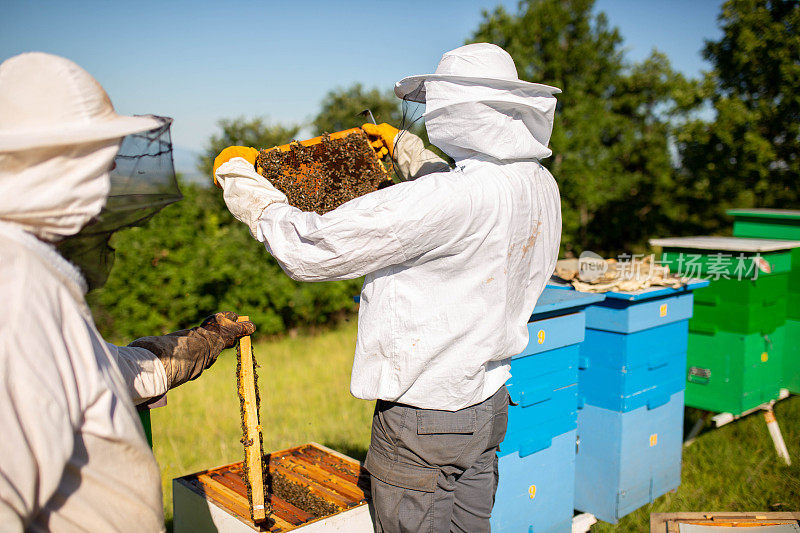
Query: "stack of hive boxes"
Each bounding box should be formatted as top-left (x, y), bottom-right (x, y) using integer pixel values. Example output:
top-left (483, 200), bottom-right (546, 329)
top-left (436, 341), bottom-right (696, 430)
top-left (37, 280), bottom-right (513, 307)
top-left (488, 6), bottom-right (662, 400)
top-left (652, 236), bottom-right (800, 415)
top-left (572, 283), bottom-right (706, 524)
top-left (727, 209), bottom-right (800, 393)
top-left (491, 288), bottom-right (603, 533)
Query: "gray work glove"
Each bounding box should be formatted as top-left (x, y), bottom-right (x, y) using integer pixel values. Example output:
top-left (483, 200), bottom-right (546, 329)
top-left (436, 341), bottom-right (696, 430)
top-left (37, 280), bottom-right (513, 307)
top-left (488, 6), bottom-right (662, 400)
top-left (129, 311), bottom-right (256, 390)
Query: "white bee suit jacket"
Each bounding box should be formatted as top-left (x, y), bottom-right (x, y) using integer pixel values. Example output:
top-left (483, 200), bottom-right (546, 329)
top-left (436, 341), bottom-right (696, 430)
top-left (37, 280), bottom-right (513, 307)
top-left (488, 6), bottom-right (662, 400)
top-left (0, 141), bottom-right (168, 531)
top-left (217, 80), bottom-right (561, 411)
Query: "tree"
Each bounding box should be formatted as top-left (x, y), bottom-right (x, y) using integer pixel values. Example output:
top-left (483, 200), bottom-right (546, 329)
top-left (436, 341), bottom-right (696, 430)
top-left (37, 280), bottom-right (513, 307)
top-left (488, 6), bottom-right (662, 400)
top-left (312, 83), bottom-right (448, 179)
top-left (675, 0), bottom-right (800, 234)
top-left (197, 117), bottom-right (301, 178)
top-left (312, 83), bottom-right (402, 135)
top-left (88, 180), bottom-right (362, 342)
top-left (471, 0), bottom-right (694, 255)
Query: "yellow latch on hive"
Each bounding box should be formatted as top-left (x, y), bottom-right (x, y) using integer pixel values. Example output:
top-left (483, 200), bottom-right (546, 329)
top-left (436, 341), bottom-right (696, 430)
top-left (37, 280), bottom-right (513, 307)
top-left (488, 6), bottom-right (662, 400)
top-left (537, 330), bottom-right (546, 345)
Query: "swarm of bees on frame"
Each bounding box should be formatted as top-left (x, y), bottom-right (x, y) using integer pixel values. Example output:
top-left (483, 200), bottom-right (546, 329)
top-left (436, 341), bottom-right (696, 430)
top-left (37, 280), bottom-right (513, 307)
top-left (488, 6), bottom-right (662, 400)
top-left (236, 342), bottom-right (269, 519)
top-left (267, 470), bottom-right (339, 517)
top-left (255, 130), bottom-right (392, 214)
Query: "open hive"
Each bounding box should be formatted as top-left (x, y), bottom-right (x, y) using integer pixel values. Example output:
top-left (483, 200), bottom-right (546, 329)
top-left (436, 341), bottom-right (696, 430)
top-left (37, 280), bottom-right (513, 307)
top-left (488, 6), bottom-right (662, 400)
top-left (173, 443), bottom-right (372, 532)
top-left (255, 128), bottom-right (392, 214)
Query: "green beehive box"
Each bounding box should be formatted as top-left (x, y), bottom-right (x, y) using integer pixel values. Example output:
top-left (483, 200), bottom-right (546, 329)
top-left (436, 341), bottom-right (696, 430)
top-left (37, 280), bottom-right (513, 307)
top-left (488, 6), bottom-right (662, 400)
top-left (653, 236), bottom-right (796, 278)
top-left (726, 209), bottom-right (800, 393)
top-left (727, 208), bottom-right (800, 241)
top-left (788, 293), bottom-right (800, 321)
top-left (727, 208), bottom-right (800, 307)
top-left (690, 274), bottom-right (789, 334)
top-left (785, 320), bottom-right (800, 393)
top-left (137, 408), bottom-right (153, 448)
top-left (651, 236), bottom-right (798, 412)
top-left (651, 237), bottom-right (797, 336)
top-left (685, 325), bottom-right (785, 415)
top-left (692, 298), bottom-right (785, 335)
top-left (692, 273), bottom-right (789, 305)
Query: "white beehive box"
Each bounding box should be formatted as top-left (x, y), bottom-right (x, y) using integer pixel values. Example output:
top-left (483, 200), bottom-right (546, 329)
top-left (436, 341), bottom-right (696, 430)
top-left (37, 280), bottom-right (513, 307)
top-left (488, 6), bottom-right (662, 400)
top-left (173, 442), bottom-right (375, 532)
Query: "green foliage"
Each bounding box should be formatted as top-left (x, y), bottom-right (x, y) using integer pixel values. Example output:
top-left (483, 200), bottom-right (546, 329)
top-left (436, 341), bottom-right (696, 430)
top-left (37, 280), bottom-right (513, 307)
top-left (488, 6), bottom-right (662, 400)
top-left (471, 0), bottom-right (696, 255)
top-left (197, 117), bottom-right (301, 178)
top-left (675, 0), bottom-right (800, 235)
top-left (88, 181), bottom-right (361, 342)
top-left (312, 83), bottom-right (402, 135)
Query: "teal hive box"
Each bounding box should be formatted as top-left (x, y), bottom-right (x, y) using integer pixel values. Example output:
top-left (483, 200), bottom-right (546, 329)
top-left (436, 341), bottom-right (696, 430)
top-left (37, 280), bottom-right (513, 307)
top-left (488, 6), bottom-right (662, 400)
top-left (494, 288), bottom-right (603, 533)
top-left (576, 283), bottom-right (704, 413)
top-left (502, 288), bottom-right (604, 458)
top-left (575, 391), bottom-right (684, 524)
top-left (492, 430), bottom-right (577, 533)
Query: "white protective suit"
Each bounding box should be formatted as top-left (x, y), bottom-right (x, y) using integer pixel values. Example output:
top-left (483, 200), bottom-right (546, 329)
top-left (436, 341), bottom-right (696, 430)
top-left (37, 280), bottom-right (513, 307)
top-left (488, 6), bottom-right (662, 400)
top-left (0, 53), bottom-right (169, 532)
top-left (217, 43), bottom-right (563, 411)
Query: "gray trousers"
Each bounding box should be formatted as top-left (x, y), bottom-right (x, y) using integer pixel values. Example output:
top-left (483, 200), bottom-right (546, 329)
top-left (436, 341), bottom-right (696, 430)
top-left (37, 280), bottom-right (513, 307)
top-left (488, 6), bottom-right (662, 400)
top-left (364, 386), bottom-right (509, 533)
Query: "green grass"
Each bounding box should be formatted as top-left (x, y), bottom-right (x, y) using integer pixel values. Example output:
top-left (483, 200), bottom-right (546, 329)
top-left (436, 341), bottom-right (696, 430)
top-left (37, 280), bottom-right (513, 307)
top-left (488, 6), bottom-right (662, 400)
top-left (151, 320), bottom-right (800, 529)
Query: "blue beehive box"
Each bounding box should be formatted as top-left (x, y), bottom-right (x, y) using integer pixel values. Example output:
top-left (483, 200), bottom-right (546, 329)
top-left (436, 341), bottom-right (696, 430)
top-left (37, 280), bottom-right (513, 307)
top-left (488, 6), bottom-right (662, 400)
top-left (577, 282), bottom-right (707, 412)
top-left (492, 288), bottom-right (603, 533)
top-left (492, 430), bottom-right (577, 533)
top-left (569, 281), bottom-right (707, 523)
top-left (575, 391), bottom-right (684, 523)
top-left (504, 289), bottom-right (605, 457)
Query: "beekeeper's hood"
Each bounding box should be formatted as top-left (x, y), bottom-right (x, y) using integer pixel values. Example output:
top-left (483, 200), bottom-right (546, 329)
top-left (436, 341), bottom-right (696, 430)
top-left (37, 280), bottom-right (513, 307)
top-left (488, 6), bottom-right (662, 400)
top-left (0, 53), bottom-right (182, 289)
top-left (0, 52), bottom-right (166, 242)
top-left (395, 43), bottom-right (561, 162)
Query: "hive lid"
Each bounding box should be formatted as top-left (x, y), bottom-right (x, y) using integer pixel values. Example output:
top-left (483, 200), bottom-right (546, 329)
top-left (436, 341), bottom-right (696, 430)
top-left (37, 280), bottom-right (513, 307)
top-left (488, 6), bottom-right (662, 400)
top-left (598, 279), bottom-right (710, 301)
top-left (546, 280), bottom-right (709, 302)
top-left (649, 236), bottom-right (800, 252)
top-left (727, 208), bottom-right (800, 220)
top-left (531, 287), bottom-right (605, 318)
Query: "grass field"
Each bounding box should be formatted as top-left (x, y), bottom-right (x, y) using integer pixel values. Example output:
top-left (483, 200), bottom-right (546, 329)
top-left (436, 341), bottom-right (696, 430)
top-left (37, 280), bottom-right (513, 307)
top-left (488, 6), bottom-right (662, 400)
top-left (152, 321), bottom-right (800, 530)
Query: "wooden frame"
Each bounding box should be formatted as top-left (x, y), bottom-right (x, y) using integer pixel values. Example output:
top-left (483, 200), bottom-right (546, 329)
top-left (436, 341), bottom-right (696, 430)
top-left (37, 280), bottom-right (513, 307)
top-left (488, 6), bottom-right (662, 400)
top-left (651, 512), bottom-right (800, 532)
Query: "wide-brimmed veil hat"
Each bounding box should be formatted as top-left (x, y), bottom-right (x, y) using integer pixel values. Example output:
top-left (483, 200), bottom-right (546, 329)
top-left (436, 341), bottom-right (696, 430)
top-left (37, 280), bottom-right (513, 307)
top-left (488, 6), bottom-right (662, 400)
top-left (0, 52), bottom-right (162, 152)
top-left (395, 43), bottom-right (561, 103)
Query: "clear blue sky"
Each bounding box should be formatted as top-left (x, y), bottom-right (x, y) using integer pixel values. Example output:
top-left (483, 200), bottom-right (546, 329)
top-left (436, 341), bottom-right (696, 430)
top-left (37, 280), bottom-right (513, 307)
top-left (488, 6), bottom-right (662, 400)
top-left (1, 0), bottom-right (723, 161)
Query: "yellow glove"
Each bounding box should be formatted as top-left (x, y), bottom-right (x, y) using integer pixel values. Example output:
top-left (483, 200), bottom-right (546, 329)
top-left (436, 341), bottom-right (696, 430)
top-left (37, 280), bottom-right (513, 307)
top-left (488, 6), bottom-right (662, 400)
top-left (212, 146), bottom-right (259, 188)
top-left (362, 123), bottom-right (400, 158)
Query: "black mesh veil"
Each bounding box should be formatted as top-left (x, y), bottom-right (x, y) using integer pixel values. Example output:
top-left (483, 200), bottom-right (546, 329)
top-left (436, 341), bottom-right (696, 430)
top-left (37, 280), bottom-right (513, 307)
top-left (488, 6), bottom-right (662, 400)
top-left (57, 116), bottom-right (182, 290)
top-left (393, 96), bottom-right (454, 176)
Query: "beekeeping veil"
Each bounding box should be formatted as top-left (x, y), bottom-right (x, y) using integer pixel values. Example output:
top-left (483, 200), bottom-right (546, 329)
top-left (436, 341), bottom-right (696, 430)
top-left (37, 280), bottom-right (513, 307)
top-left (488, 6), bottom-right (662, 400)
top-left (0, 52), bottom-right (181, 290)
top-left (395, 43), bottom-right (561, 162)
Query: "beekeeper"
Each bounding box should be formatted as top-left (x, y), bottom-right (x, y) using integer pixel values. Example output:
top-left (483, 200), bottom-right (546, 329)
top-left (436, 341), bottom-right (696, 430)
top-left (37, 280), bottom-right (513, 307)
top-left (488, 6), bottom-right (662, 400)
top-left (214, 43), bottom-right (562, 532)
top-left (0, 52), bottom-right (254, 531)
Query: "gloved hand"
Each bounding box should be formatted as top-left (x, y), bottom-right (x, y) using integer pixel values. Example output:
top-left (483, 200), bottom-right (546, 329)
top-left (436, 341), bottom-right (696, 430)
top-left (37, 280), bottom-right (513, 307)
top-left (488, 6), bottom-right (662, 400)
top-left (212, 146), bottom-right (260, 188)
top-left (362, 123), bottom-right (400, 158)
top-left (129, 312), bottom-right (256, 390)
top-left (215, 156), bottom-right (288, 237)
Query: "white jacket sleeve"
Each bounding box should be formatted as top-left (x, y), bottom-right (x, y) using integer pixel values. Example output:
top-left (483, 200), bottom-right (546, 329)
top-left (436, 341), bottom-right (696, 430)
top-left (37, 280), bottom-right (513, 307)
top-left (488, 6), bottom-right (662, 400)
top-left (105, 343), bottom-right (169, 405)
top-left (393, 131), bottom-right (451, 181)
top-left (254, 172), bottom-right (466, 282)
